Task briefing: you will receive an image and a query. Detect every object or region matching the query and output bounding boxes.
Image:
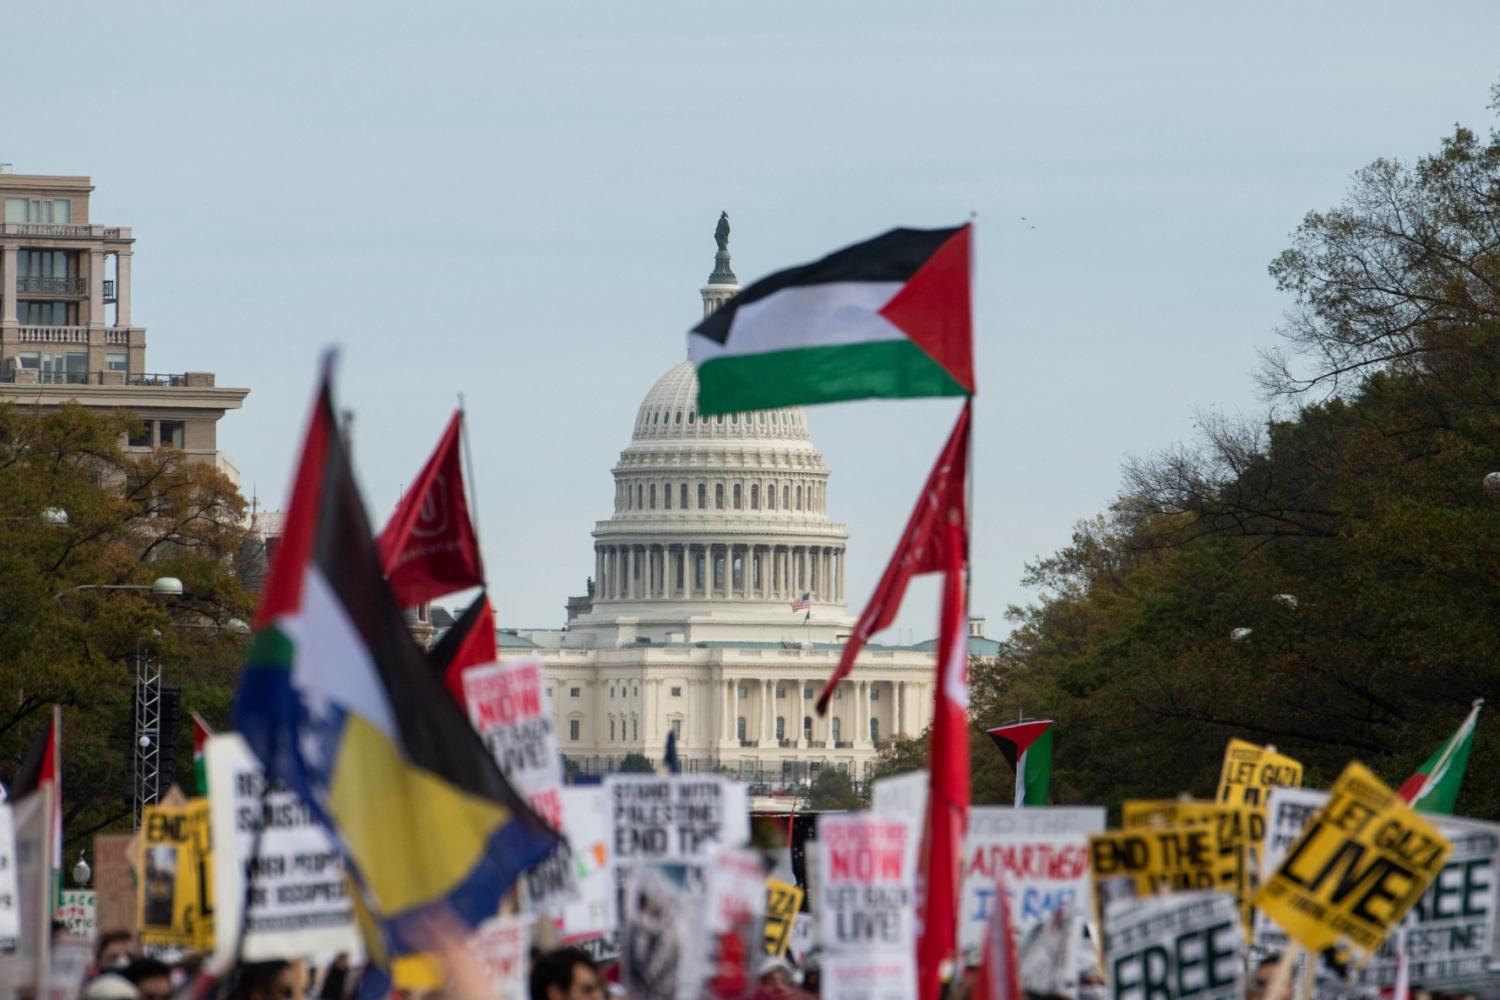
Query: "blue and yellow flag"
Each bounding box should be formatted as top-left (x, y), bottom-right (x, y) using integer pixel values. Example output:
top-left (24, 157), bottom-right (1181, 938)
top-left (234, 365), bottom-right (558, 962)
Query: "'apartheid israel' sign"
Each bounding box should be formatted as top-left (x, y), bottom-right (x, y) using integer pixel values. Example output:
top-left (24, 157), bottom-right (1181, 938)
top-left (1256, 762), bottom-right (1451, 957)
top-left (817, 814), bottom-right (919, 1000)
top-left (1103, 892), bottom-right (1245, 1000)
top-left (1216, 740), bottom-right (1302, 809)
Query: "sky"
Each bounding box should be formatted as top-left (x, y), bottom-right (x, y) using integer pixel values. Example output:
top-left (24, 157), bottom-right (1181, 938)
top-left (6, 3), bottom-right (1498, 641)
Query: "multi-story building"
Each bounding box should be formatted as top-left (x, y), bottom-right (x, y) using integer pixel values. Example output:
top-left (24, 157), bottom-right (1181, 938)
top-left (0, 168), bottom-right (247, 480)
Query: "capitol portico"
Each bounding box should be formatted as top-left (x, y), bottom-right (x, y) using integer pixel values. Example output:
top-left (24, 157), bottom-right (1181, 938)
top-left (512, 218), bottom-right (939, 789)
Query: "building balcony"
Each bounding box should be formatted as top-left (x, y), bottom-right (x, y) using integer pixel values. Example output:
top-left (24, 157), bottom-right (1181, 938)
top-left (16, 276), bottom-right (86, 296)
top-left (0, 222), bottom-right (131, 240)
top-left (0, 369), bottom-right (217, 388)
top-left (5, 326), bottom-right (143, 347)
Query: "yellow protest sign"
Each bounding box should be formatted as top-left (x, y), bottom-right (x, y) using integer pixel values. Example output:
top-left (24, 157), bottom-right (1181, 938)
top-left (1088, 824), bottom-right (1221, 929)
top-left (1256, 762), bottom-right (1451, 957)
top-left (1121, 800), bottom-right (1259, 928)
top-left (763, 878), bottom-right (804, 957)
top-left (139, 798), bottom-right (215, 952)
top-left (1216, 739), bottom-right (1303, 809)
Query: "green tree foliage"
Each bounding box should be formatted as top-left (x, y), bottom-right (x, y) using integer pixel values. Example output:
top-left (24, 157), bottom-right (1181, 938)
top-left (618, 752), bottom-right (655, 774)
top-left (976, 92), bottom-right (1500, 819)
top-left (0, 403), bottom-right (252, 845)
top-left (807, 768), bottom-right (863, 811)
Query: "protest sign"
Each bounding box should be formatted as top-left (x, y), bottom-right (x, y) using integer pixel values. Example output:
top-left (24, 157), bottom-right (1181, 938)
top-left (139, 797), bottom-right (214, 953)
top-left (961, 806), bottom-right (1106, 957)
top-left (556, 787), bottom-right (616, 949)
top-left (92, 834), bottom-right (136, 933)
top-left (1121, 801), bottom-right (1257, 927)
top-left (870, 770), bottom-right (927, 819)
top-left (817, 813), bottom-right (919, 1000)
top-left (54, 891), bottom-right (95, 941)
top-left (788, 912), bottom-right (816, 966)
top-left (1215, 740), bottom-right (1302, 809)
top-left (683, 847), bottom-right (768, 1000)
top-left (1261, 789), bottom-right (1499, 991)
top-left (764, 878), bottom-right (804, 957)
top-left (604, 774), bottom-right (750, 866)
top-left (0, 804), bottom-right (19, 941)
top-left (1089, 824), bottom-right (1222, 926)
top-left (43, 937), bottom-right (91, 1000)
top-left (1257, 761), bottom-right (1451, 957)
top-left (463, 658), bottom-right (578, 914)
top-left (205, 734), bottom-right (359, 962)
top-left (13, 789), bottom-right (53, 992)
top-left (1103, 891), bottom-right (1244, 1000)
top-left (468, 914), bottom-right (535, 1000)
top-left (622, 865), bottom-right (693, 1000)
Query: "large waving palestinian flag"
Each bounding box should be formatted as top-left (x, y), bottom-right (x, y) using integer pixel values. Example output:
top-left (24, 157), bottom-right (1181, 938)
top-left (234, 368), bottom-right (558, 956)
top-left (687, 225), bottom-right (974, 414)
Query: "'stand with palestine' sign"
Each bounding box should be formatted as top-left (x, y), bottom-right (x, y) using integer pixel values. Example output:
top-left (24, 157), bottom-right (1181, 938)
top-left (603, 775), bottom-right (749, 866)
top-left (816, 814), bottom-right (918, 1000)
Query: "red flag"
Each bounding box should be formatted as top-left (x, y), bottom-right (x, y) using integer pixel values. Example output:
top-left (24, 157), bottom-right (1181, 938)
top-left (429, 591), bottom-right (498, 702)
top-left (972, 868), bottom-right (1022, 1000)
top-left (377, 411), bottom-right (484, 607)
top-left (814, 400), bottom-right (971, 714)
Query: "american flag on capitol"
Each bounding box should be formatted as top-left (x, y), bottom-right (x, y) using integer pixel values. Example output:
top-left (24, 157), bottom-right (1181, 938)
top-left (790, 591), bottom-right (811, 612)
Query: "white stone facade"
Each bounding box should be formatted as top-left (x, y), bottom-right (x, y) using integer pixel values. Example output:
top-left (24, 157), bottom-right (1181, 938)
top-left (522, 227), bottom-right (937, 789)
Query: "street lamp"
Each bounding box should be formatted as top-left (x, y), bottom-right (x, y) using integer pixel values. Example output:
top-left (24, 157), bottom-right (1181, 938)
top-left (1484, 472), bottom-right (1500, 497)
top-left (54, 576), bottom-right (183, 601)
top-left (72, 852), bottom-right (91, 887)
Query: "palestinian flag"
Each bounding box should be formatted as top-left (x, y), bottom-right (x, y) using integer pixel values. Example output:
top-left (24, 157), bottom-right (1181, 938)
top-left (987, 720), bottom-right (1053, 808)
top-left (234, 365), bottom-right (558, 959)
top-left (12, 705), bottom-right (62, 871)
top-left (428, 591), bottom-right (497, 703)
top-left (191, 712), bottom-right (213, 795)
top-left (1397, 700), bottom-right (1483, 814)
top-left (687, 225), bottom-right (974, 414)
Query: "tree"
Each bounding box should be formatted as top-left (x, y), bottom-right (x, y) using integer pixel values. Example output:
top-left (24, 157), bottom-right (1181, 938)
top-left (618, 752), bottom-right (655, 774)
top-left (973, 84), bottom-right (1500, 820)
top-left (806, 768), bottom-right (862, 811)
top-left (0, 403), bottom-right (253, 846)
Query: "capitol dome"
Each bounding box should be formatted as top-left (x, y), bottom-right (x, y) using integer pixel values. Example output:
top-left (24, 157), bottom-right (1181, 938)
top-left (630, 362), bottom-right (811, 444)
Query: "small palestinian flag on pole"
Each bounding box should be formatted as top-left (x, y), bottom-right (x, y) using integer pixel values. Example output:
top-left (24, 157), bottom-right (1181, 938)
top-left (987, 720), bottom-right (1054, 807)
top-left (1397, 699), bottom-right (1483, 814)
top-left (687, 225), bottom-right (974, 414)
top-left (191, 712), bottom-right (213, 795)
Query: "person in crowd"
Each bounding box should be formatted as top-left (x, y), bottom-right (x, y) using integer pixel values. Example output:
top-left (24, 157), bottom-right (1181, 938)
top-left (529, 946), bottom-right (604, 1000)
top-left (1247, 954), bottom-right (1292, 1000)
top-left (230, 960), bottom-right (297, 1000)
top-left (80, 973), bottom-right (141, 1000)
top-left (755, 956), bottom-right (796, 996)
top-left (121, 958), bottom-right (173, 1000)
top-left (93, 930), bottom-right (137, 975)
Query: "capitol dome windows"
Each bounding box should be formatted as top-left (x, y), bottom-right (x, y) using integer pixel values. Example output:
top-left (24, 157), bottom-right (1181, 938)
top-left (697, 483), bottom-right (706, 509)
top-left (796, 485), bottom-right (803, 509)
top-left (733, 484), bottom-right (742, 509)
top-left (750, 485), bottom-right (759, 509)
top-left (664, 484), bottom-right (671, 510)
top-left (715, 484), bottom-right (724, 509)
top-left (783, 485), bottom-right (790, 508)
top-left (649, 484), bottom-right (657, 509)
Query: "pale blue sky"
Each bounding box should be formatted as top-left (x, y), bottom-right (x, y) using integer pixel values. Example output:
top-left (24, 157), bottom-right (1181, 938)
top-left (7, 3), bottom-right (1497, 639)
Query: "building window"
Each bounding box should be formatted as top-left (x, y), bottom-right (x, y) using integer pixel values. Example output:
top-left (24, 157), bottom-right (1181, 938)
top-left (4, 198), bottom-right (70, 223)
top-left (664, 484), bottom-right (671, 510)
top-left (633, 719), bottom-right (639, 740)
top-left (732, 553), bottom-right (743, 590)
top-left (737, 686), bottom-right (748, 699)
top-left (803, 716), bottom-right (813, 739)
top-left (127, 420), bottom-right (151, 448)
top-left (776, 686), bottom-right (785, 699)
top-left (775, 717), bottom-right (785, 740)
top-left (750, 484), bottom-right (759, 509)
top-left (570, 687), bottom-right (581, 699)
top-left (783, 485), bottom-right (790, 508)
top-left (871, 688), bottom-right (880, 701)
top-left (768, 485), bottom-right (776, 510)
top-left (834, 688), bottom-right (842, 700)
top-left (687, 410), bottom-right (695, 424)
top-left (106, 352), bottom-right (127, 373)
top-left (675, 411), bottom-right (682, 424)
top-left (832, 717), bottom-right (842, 742)
top-left (649, 484), bottom-right (656, 509)
top-left (796, 485), bottom-right (802, 510)
top-left (637, 484), bottom-right (644, 508)
top-left (715, 484), bottom-right (724, 509)
top-left (155, 421), bottom-right (185, 448)
top-left (803, 686), bottom-right (813, 699)
top-left (671, 686), bottom-right (682, 697)
top-left (610, 687), bottom-right (615, 698)
top-left (731, 413), bottom-right (738, 425)
top-left (695, 552), bottom-right (706, 589)
top-left (681, 483), bottom-right (689, 508)
top-left (871, 719), bottom-right (880, 742)
top-left (698, 483), bottom-right (706, 509)
top-left (569, 719), bottom-right (580, 740)
top-left (609, 720), bottom-right (615, 740)
top-left (736, 717), bottom-right (746, 741)
top-left (18, 301), bottom-right (77, 326)
top-left (671, 718), bottom-right (682, 737)
top-left (713, 553), bottom-right (725, 590)
top-left (733, 484), bottom-right (742, 509)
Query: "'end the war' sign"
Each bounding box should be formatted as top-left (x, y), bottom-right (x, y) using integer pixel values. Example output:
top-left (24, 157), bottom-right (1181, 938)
top-left (1257, 761), bottom-right (1451, 957)
top-left (817, 814), bottom-right (918, 1000)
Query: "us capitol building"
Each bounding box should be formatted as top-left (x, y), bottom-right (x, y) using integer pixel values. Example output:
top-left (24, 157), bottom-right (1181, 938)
top-left (503, 221), bottom-right (989, 789)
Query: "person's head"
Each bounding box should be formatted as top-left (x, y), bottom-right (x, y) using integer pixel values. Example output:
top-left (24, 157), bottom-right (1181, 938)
top-left (122, 958), bottom-right (173, 1000)
top-left (1248, 955), bottom-right (1290, 1000)
top-left (757, 956), bottom-right (794, 994)
top-left (231, 960), bottom-right (295, 1000)
top-left (81, 973), bottom-right (142, 1000)
top-left (529, 947), bottom-right (602, 1000)
top-left (95, 930), bottom-right (137, 972)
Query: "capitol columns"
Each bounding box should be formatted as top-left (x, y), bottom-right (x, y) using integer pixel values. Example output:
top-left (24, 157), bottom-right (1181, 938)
top-left (796, 680), bottom-right (808, 748)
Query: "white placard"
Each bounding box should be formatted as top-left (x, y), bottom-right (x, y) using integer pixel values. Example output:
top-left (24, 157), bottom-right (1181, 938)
top-left (206, 734), bottom-right (361, 962)
top-left (604, 775), bottom-right (750, 866)
top-left (817, 813), bottom-right (919, 1000)
top-left (556, 786), bottom-right (617, 947)
top-left (0, 805), bottom-right (19, 940)
top-left (870, 770), bottom-right (927, 819)
top-left (1103, 891), bottom-right (1244, 1000)
top-left (54, 890), bottom-right (94, 942)
top-left (468, 914), bottom-right (534, 1000)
